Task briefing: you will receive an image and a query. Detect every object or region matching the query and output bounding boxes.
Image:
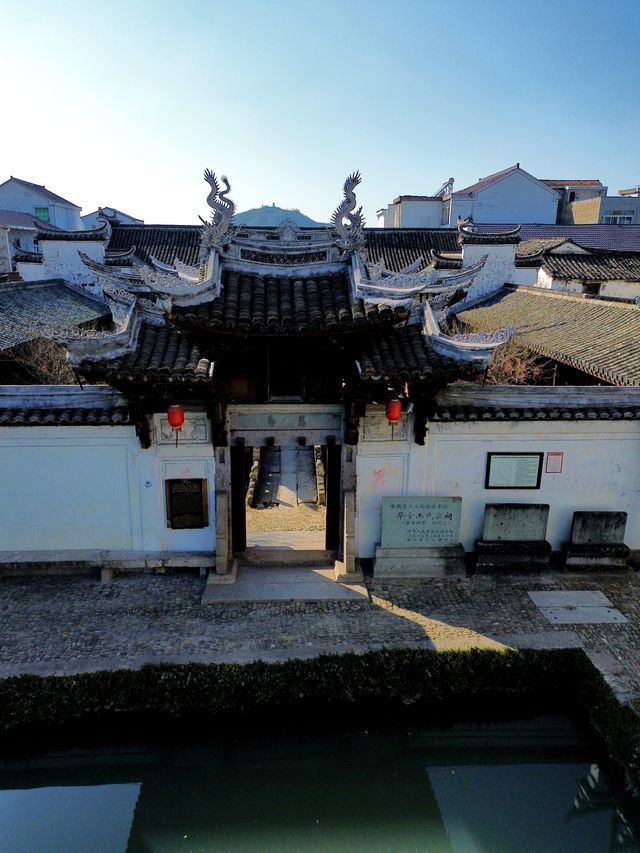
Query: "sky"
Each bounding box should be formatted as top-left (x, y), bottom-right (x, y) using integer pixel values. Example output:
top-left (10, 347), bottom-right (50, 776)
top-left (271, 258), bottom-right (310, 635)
top-left (1, 0), bottom-right (639, 225)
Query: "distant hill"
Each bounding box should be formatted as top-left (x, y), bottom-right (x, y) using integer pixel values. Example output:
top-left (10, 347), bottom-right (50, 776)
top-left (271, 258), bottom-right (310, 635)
top-left (234, 204), bottom-right (325, 227)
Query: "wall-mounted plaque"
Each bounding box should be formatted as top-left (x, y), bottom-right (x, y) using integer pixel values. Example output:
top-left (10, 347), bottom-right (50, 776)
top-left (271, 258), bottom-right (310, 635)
top-left (485, 453), bottom-right (543, 489)
top-left (159, 415), bottom-right (209, 445)
top-left (381, 497), bottom-right (462, 547)
top-left (165, 479), bottom-right (208, 529)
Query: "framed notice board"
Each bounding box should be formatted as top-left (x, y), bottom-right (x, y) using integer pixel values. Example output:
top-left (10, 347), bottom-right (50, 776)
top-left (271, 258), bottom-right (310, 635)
top-left (165, 478), bottom-right (209, 528)
top-left (485, 453), bottom-right (544, 489)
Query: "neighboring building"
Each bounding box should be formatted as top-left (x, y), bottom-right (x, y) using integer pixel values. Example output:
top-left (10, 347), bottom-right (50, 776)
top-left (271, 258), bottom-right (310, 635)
top-left (378, 166), bottom-right (560, 227)
top-left (0, 210), bottom-right (39, 276)
top-left (0, 177), bottom-right (82, 230)
top-left (2, 169), bottom-right (640, 577)
top-left (234, 204), bottom-right (323, 227)
top-left (82, 207), bottom-right (144, 228)
top-left (620, 186), bottom-right (640, 198)
top-left (540, 179), bottom-right (606, 224)
top-left (569, 195), bottom-right (640, 226)
top-left (448, 164), bottom-right (559, 225)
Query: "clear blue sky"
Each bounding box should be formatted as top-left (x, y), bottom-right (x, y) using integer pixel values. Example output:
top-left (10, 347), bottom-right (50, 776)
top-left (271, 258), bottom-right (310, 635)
top-left (2, 0), bottom-right (639, 224)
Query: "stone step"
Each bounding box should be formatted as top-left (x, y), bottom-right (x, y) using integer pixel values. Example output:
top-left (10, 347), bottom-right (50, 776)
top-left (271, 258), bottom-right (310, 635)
top-left (239, 548), bottom-right (335, 566)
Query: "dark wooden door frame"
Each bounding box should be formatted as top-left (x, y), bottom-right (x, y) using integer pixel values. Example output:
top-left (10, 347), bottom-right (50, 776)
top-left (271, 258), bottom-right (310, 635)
top-left (230, 443), bottom-right (247, 552)
top-left (324, 442), bottom-right (342, 552)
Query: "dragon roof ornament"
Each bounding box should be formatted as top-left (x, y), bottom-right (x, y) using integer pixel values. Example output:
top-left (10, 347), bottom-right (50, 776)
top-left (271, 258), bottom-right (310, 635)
top-left (199, 169), bottom-right (236, 259)
top-left (331, 171), bottom-right (365, 256)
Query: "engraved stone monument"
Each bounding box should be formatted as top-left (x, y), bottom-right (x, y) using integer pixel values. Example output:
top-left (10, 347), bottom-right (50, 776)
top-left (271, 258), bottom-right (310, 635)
top-left (475, 503), bottom-right (551, 573)
top-left (563, 511), bottom-right (630, 572)
top-left (374, 497), bottom-right (465, 577)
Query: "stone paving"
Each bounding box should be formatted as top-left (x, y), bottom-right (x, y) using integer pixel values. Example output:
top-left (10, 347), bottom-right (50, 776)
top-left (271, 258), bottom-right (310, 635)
top-left (0, 570), bottom-right (639, 703)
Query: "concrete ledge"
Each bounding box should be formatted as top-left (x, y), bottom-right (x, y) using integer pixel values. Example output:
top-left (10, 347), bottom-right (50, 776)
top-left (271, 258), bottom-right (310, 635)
top-left (0, 550), bottom-right (215, 578)
top-left (374, 544), bottom-right (466, 578)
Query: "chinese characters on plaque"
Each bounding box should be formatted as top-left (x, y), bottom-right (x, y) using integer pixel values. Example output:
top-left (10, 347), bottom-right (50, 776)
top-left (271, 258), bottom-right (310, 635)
top-left (381, 497), bottom-right (462, 548)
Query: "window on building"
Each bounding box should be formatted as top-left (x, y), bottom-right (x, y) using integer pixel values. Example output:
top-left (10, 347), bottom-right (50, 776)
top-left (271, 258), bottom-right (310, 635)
top-left (582, 282), bottom-right (601, 296)
top-left (569, 191), bottom-right (576, 202)
top-left (441, 200), bottom-right (451, 226)
top-left (34, 207), bottom-right (50, 223)
top-left (602, 209), bottom-right (635, 225)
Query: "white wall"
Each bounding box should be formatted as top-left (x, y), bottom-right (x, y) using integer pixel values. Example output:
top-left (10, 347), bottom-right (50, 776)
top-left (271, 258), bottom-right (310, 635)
top-left (452, 172), bottom-right (558, 224)
top-left (396, 199), bottom-right (443, 227)
top-left (534, 267), bottom-right (640, 298)
top-left (0, 412), bottom-right (216, 554)
top-left (355, 410), bottom-right (640, 557)
top-left (0, 426), bottom-right (142, 550)
top-left (32, 239), bottom-right (105, 285)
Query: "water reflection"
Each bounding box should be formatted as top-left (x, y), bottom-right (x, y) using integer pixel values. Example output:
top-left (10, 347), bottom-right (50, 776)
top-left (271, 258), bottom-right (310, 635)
top-left (0, 716), bottom-right (637, 853)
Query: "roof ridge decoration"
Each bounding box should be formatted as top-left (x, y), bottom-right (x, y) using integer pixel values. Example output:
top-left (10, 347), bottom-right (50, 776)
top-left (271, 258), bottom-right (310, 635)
top-left (355, 252), bottom-right (487, 301)
top-left (422, 298), bottom-right (514, 362)
top-left (331, 172), bottom-right (365, 256)
top-left (198, 169), bottom-right (236, 259)
top-left (36, 218), bottom-right (112, 242)
top-left (458, 221), bottom-right (522, 245)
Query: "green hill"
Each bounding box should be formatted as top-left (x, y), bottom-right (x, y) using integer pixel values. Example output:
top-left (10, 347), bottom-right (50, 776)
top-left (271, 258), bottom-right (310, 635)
top-left (234, 204), bottom-right (324, 227)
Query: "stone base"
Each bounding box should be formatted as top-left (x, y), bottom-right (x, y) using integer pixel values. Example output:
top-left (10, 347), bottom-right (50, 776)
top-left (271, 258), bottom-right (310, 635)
top-left (333, 559), bottom-right (364, 584)
top-left (374, 544), bottom-right (466, 578)
top-left (475, 540), bottom-right (552, 574)
top-left (563, 543), bottom-right (631, 573)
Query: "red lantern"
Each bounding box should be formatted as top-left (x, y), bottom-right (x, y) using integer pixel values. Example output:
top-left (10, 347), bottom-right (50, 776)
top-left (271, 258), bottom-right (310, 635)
top-left (167, 404), bottom-right (185, 446)
top-left (386, 398), bottom-right (402, 423)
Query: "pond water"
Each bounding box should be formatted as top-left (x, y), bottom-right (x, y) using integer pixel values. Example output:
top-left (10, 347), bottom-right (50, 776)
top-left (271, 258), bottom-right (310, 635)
top-left (0, 715), bottom-right (637, 853)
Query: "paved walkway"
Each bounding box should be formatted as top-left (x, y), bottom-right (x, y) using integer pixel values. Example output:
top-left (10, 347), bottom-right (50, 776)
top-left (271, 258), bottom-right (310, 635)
top-left (0, 571), bottom-right (638, 703)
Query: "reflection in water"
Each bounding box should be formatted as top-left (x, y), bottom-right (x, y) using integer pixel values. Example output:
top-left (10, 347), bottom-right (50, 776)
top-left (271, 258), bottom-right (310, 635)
top-left (0, 716), bottom-right (637, 853)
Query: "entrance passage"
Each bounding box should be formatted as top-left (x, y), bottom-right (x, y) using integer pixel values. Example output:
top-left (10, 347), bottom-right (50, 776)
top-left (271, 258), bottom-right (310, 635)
top-left (230, 443), bottom-right (341, 555)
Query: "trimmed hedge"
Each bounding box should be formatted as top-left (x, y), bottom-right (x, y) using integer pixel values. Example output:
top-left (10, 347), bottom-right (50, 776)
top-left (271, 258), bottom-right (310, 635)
top-left (0, 648), bottom-right (638, 793)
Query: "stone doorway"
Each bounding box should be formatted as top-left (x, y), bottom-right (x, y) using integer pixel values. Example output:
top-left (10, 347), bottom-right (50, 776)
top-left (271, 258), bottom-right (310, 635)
top-left (212, 404), bottom-right (358, 582)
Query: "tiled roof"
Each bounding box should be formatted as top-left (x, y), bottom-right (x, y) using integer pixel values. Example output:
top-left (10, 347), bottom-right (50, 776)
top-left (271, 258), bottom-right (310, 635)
top-left (171, 270), bottom-right (408, 334)
top-left (364, 229), bottom-right (460, 271)
top-left (0, 386), bottom-right (130, 427)
top-left (454, 165), bottom-right (521, 195)
top-left (517, 237), bottom-right (572, 257)
top-left (0, 210), bottom-right (39, 229)
top-left (433, 384), bottom-right (640, 421)
top-left (357, 325), bottom-right (482, 383)
top-left (541, 251), bottom-right (640, 282)
top-left (458, 286), bottom-right (640, 386)
top-left (107, 224), bottom-right (202, 265)
top-left (541, 180), bottom-right (603, 188)
top-left (0, 280), bottom-right (109, 351)
top-left (79, 323), bottom-right (212, 383)
top-left (1, 177), bottom-right (80, 208)
top-left (475, 223), bottom-right (640, 252)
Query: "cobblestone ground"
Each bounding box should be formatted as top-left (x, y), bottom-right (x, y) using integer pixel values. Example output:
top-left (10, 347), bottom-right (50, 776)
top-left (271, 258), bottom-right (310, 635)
top-left (0, 570), bottom-right (639, 702)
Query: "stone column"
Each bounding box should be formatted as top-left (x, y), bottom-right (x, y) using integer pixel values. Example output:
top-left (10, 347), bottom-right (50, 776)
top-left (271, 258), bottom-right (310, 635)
top-left (335, 443), bottom-right (362, 582)
top-left (214, 446), bottom-right (232, 575)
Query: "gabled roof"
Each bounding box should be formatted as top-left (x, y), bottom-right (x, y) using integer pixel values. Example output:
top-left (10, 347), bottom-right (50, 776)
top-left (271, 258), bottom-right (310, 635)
top-left (457, 286), bottom-right (640, 386)
top-left (0, 177), bottom-right (81, 209)
top-left (453, 164), bottom-right (555, 197)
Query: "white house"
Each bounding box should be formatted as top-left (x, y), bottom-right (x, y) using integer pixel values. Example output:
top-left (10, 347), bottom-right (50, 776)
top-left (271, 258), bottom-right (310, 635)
top-left (0, 177), bottom-right (83, 230)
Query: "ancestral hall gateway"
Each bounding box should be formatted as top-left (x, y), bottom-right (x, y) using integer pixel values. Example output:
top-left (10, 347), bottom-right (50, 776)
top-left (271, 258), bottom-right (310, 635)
top-left (1, 170), bottom-right (639, 579)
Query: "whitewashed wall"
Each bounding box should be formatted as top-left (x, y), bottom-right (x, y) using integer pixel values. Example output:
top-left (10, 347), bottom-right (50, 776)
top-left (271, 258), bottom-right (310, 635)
top-left (0, 425), bottom-right (142, 551)
top-left (534, 267), bottom-right (640, 297)
top-left (395, 199), bottom-right (443, 227)
top-left (0, 411), bottom-right (215, 554)
top-left (451, 172), bottom-right (559, 224)
top-left (18, 239), bottom-right (106, 285)
top-left (355, 409), bottom-right (640, 557)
